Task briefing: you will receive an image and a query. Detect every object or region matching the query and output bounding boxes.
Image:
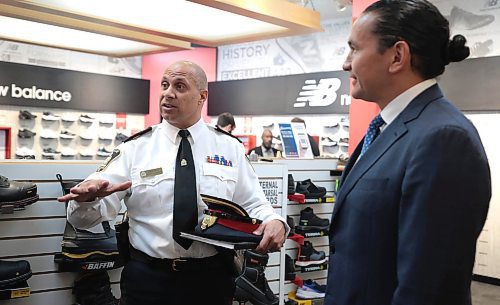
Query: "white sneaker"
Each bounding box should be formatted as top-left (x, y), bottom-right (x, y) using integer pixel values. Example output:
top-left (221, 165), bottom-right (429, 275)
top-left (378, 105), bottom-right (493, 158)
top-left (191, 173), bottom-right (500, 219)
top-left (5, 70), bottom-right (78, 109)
top-left (61, 147), bottom-right (76, 157)
top-left (79, 149), bottom-right (95, 157)
top-left (98, 130), bottom-right (115, 140)
top-left (60, 130), bottom-right (76, 139)
top-left (99, 116), bottom-right (115, 125)
top-left (15, 147), bottom-right (35, 158)
top-left (79, 132), bottom-right (94, 140)
top-left (42, 112), bottom-right (60, 121)
top-left (61, 114), bottom-right (78, 122)
top-left (40, 130), bottom-right (58, 139)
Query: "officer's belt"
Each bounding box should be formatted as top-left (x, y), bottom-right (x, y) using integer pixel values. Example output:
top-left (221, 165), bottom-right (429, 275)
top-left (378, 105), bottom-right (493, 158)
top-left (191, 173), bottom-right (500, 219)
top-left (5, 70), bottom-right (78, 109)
top-left (129, 247), bottom-right (222, 272)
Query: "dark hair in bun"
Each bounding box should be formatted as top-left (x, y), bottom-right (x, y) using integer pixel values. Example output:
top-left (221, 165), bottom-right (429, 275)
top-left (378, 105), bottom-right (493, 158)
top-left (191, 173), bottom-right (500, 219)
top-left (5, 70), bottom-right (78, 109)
top-left (446, 35), bottom-right (470, 64)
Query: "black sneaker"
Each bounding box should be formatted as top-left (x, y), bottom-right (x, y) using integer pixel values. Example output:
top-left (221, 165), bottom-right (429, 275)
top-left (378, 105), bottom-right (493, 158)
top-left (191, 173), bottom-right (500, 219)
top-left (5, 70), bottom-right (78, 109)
top-left (115, 133), bottom-right (128, 142)
top-left (0, 175), bottom-right (39, 209)
top-left (295, 179), bottom-right (326, 198)
top-left (17, 128), bottom-right (36, 139)
top-left (0, 260), bottom-right (32, 288)
top-left (42, 148), bottom-right (61, 157)
top-left (296, 241), bottom-right (327, 266)
top-left (297, 207), bottom-right (329, 230)
top-left (285, 254), bottom-right (296, 281)
top-left (79, 114), bottom-right (95, 123)
top-left (18, 110), bottom-right (37, 120)
top-left (97, 147), bottom-right (112, 157)
top-left (288, 174), bottom-right (295, 195)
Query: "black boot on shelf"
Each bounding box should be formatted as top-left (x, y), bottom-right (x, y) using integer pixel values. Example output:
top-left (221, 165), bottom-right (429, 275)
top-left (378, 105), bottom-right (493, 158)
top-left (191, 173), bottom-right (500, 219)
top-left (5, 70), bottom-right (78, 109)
top-left (296, 241), bottom-right (327, 267)
top-left (295, 179), bottom-right (326, 198)
top-left (0, 175), bottom-right (39, 210)
top-left (297, 207), bottom-right (330, 231)
top-left (288, 174), bottom-right (295, 195)
top-left (0, 260), bottom-right (32, 288)
top-left (234, 250), bottom-right (279, 305)
top-left (284, 254), bottom-right (296, 281)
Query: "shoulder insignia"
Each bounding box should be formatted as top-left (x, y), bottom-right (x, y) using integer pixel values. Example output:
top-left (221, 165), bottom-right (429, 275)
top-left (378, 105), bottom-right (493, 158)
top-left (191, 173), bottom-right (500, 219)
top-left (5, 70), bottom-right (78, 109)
top-left (97, 149), bottom-right (121, 172)
top-left (214, 125), bottom-right (242, 143)
top-left (123, 127), bottom-right (153, 143)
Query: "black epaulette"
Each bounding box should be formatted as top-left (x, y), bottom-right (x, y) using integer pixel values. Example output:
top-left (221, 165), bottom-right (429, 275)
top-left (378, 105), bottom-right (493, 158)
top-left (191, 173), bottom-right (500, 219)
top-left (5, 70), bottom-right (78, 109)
top-left (214, 125), bottom-right (242, 143)
top-left (123, 127), bottom-right (153, 143)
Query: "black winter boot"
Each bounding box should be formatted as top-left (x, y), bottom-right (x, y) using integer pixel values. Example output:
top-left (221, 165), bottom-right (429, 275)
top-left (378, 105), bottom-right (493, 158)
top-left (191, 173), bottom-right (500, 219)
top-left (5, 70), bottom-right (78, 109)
top-left (234, 250), bottom-right (279, 305)
top-left (73, 271), bottom-right (119, 305)
top-left (0, 260), bottom-right (32, 288)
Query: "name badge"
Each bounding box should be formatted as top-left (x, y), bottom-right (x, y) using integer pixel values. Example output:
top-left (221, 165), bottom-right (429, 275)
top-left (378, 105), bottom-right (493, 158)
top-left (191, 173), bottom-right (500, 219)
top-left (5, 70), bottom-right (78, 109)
top-left (140, 167), bottom-right (163, 178)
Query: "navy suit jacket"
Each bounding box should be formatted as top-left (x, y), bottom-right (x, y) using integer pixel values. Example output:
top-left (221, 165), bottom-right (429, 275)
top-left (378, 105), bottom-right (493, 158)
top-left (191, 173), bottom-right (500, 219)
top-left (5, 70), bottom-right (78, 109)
top-left (325, 85), bottom-right (491, 305)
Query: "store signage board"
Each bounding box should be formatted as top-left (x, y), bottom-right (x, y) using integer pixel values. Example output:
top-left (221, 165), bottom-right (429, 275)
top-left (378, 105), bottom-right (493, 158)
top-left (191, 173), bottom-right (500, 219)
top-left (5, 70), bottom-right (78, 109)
top-left (258, 178), bottom-right (283, 206)
top-left (279, 122), bottom-right (314, 159)
top-left (208, 70), bottom-right (350, 115)
top-left (0, 61), bottom-right (149, 114)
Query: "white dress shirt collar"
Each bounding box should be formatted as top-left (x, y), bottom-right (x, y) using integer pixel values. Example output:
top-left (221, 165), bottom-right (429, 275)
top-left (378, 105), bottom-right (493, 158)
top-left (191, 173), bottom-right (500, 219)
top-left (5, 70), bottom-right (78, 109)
top-left (162, 118), bottom-right (206, 144)
top-left (380, 78), bottom-right (437, 127)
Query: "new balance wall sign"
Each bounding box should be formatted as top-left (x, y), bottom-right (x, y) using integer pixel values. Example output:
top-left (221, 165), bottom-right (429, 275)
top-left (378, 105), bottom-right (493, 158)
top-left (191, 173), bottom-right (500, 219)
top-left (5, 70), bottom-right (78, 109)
top-left (0, 61), bottom-right (149, 114)
top-left (208, 71), bottom-right (350, 115)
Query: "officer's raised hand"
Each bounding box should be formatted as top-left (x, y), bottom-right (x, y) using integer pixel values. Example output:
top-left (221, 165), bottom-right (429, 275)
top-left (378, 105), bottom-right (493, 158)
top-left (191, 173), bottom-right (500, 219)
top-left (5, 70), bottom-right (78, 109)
top-left (253, 219), bottom-right (286, 253)
top-left (57, 179), bottom-right (132, 203)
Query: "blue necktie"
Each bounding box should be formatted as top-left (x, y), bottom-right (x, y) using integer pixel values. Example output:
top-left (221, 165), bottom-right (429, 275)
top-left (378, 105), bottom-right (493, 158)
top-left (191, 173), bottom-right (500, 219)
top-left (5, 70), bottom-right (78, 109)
top-left (173, 130), bottom-right (197, 249)
top-left (360, 114), bottom-right (385, 157)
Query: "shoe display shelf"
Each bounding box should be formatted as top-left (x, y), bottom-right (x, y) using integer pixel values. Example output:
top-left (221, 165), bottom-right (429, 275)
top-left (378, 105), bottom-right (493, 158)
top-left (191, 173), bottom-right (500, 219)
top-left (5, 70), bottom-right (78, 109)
top-left (287, 291), bottom-right (324, 305)
top-left (0, 281), bottom-right (31, 300)
top-left (0, 160), bottom-right (123, 305)
top-left (275, 159), bottom-right (341, 302)
top-left (0, 160), bottom-right (292, 305)
top-left (287, 193), bottom-right (335, 204)
top-left (294, 227), bottom-right (329, 239)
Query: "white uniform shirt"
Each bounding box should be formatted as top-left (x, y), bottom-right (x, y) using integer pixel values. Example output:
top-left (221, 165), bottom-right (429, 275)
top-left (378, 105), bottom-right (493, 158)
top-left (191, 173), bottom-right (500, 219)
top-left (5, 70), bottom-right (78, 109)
top-left (67, 118), bottom-right (286, 259)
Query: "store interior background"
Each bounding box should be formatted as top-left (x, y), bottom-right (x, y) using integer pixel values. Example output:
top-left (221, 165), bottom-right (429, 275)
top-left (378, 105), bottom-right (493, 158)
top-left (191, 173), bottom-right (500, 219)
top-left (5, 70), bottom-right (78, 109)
top-left (1, 0), bottom-right (500, 303)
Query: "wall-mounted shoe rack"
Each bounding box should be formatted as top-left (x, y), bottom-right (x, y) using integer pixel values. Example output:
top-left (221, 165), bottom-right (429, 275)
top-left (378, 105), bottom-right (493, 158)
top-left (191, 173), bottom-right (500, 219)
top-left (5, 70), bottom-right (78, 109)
top-left (0, 160), bottom-right (291, 305)
top-left (275, 159), bottom-right (340, 305)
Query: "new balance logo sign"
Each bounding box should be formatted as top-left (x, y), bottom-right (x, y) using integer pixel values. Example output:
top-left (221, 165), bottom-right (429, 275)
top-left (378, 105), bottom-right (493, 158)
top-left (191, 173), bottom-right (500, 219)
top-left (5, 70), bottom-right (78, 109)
top-left (294, 78), bottom-right (351, 108)
top-left (82, 261), bottom-right (115, 270)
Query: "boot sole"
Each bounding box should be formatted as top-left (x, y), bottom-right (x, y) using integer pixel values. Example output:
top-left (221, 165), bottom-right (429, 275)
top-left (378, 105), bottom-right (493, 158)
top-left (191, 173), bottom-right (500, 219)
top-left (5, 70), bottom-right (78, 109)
top-left (295, 258), bottom-right (327, 266)
top-left (0, 194), bottom-right (39, 209)
top-left (296, 225), bottom-right (329, 231)
top-left (0, 270), bottom-right (32, 287)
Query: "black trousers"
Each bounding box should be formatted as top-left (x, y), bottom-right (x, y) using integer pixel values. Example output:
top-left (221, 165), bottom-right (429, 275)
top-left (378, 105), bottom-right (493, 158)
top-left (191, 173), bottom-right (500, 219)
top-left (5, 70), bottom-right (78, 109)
top-left (120, 256), bottom-right (235, 305)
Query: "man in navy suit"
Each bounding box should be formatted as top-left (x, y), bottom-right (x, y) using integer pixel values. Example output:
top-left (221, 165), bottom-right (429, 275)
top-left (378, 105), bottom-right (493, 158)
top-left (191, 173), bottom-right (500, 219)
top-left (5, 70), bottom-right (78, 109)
top-left (325, 1), bottom-right (491, 305)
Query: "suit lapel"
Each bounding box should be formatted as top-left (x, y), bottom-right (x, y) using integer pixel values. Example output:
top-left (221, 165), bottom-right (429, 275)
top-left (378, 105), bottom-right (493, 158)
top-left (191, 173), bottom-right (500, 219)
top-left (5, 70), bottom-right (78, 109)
top-left (331, 84), bottom-right (444, 221)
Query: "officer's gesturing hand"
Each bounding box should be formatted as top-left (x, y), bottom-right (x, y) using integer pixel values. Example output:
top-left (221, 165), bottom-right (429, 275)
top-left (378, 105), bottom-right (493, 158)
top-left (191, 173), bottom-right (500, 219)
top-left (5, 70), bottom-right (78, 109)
top-left (57, 179), bottom-right (132, 203)
top-left (253, 219), bottom-right (286, 253)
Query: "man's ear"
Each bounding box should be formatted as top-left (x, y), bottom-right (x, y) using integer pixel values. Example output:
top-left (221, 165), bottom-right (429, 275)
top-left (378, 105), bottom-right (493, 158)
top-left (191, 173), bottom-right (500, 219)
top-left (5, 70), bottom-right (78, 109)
top-left (199, 89), bottom-right (208, 105)
top-left (389, 41), bottom-right (411, 74)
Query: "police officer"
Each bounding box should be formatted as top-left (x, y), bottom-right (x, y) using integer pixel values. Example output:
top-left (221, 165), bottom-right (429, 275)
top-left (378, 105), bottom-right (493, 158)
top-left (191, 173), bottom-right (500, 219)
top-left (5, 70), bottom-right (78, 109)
top-left (58, 61), bottom-right (287, 305)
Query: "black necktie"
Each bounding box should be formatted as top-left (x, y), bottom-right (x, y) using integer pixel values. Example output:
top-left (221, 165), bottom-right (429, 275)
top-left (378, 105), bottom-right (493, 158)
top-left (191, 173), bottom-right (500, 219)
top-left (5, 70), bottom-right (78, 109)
top-left (173, 130), bottom-right (197, 249)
